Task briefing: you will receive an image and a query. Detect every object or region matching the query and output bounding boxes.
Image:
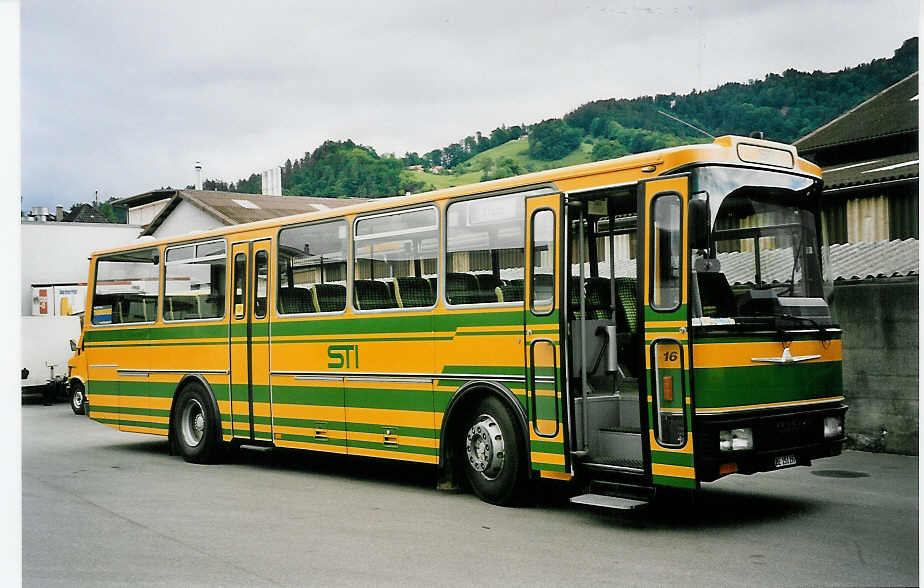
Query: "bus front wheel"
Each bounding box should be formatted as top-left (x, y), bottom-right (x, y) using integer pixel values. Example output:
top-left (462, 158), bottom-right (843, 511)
top-left (460, 396), bottom-right (527, 506)
top-left (70, 382), bottom-right (85, 415)
top-left (172, 382), bottom-right (220, 464)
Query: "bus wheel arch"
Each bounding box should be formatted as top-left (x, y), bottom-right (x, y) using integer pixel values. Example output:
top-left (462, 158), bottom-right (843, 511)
top-left (168, 375), bottom-right (223, 463)
top-left (439, 381), bottom-right (531, 504)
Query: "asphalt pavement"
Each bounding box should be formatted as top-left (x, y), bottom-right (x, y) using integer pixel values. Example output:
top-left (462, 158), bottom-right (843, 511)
top-left (22, 402), bottom-right (919, 586)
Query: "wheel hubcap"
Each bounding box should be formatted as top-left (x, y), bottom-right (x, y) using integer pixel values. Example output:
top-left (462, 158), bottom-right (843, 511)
top-left (466, 414), bottom-right (505, 480)
top-left (73, 391), bottom-right (82, 408)
top-left (180, 398), bottom-right (206, 447)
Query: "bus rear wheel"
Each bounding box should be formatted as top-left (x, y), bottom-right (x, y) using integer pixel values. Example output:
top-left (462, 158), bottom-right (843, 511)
top-left (460, 396), bottom-right (526, 506)
top-left (172, 382), bottom-right (220, 464)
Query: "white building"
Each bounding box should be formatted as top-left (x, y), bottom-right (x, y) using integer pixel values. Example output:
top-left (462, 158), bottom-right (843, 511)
top-left (20, 220), bottom-right (142, 315)
top-left (115, 189), bottom-right (366, 239)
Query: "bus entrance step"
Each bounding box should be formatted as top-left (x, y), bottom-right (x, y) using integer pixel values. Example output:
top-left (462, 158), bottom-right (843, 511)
top-left (570, 493), bottom-right (649, 511)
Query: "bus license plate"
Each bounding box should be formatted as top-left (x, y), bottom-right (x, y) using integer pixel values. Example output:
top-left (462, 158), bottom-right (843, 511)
top-left (774, 454), bottom-right (798, 469)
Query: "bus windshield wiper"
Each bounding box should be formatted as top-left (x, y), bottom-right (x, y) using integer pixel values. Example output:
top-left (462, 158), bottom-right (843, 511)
top-left (776, 313), bottom-right (830, 342)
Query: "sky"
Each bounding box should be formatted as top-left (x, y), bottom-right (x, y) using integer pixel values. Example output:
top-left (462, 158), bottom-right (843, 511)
top-left (20, 0), bottom-right (920, 210)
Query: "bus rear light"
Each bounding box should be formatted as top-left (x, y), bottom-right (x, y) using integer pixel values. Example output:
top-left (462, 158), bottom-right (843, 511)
top-left (719, 462), bottom-right (738, 475)
top-left (662, 376), bottom-right (673, 402)
top-left (719, 428), bottom-right (753, 452)
top-left (823, 416), bottom-right (844, 439)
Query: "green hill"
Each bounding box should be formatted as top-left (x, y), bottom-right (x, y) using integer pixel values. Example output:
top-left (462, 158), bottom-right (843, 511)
top-left (203, 38), bottom-right (917, 199)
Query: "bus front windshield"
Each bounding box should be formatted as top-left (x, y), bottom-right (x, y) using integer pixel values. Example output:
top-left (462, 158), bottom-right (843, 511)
top-left (691, 166), bottom-right (829, 321)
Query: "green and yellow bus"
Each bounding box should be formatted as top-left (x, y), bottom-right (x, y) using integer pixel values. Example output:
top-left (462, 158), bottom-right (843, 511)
top-left (68, 135), bottom-right (846, 507)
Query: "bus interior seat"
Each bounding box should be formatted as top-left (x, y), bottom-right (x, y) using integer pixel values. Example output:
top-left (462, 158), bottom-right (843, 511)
top-left (614, 278), bottom-right (639, 334)
top-left (394, 276), bottom-right (435, 308)
top-left (474, 273), bottom-right (504, 302)
top-left (569, 277), bottom-right (610, 320)
top-left (495, 281), bottom-right (524, 303)
top-left (446, 272), bottom-right (480, 305)
top-left (583, 277), bottom-right (613, 320)
top-left (354, 279), bottom-right (398, 310)
top-left (697, 271), bottom-right (736, 317)
top-left (312, 283), bottom-right (346, 313)
top-left (279, 286), bottom-right (314, 314)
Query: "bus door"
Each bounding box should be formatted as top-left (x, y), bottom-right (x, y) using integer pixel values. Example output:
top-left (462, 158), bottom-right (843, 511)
top-left (229, 239), bottom-right (273, 442)
top-left (524, 194), bottom-right (567, 474)
top-left (639, 175), bottom-right (697, 489)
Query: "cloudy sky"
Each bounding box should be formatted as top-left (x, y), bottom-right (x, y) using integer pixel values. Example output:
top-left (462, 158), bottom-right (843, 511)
top-left (20, 0), bottom-right (919, 210)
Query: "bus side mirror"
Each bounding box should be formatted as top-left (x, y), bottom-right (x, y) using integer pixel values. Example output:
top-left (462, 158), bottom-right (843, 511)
top-left (152, 251), bottom-right (160, 265)
top-left (69, 339), bottom-right (77, 352)
top-left (689, 199), bottom-right (710, 250)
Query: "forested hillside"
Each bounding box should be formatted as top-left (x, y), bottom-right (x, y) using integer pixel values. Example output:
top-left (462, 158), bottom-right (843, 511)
top-left (203, 37), bottom-right (916, 198)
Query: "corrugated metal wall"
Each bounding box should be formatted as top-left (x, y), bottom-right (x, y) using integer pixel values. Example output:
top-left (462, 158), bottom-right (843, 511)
top-left (889, 188), bottom-right (919, 240)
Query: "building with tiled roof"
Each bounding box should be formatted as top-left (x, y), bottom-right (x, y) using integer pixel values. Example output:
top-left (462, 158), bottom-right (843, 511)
top-left (795, 72), bottom-right (918, 244)
top-left (63, 203), bottom-right (112, 224)
top-left (114, 189), bottom-right (367, 239)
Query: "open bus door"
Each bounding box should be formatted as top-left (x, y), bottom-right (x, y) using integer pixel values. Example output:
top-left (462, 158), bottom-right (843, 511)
top-left (639, 175), bottom-right (698, 489)
top-left (524, 193), bottom-right (568, 476)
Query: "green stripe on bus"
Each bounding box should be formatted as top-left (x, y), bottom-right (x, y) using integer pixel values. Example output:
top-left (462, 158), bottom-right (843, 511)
top-left (693, 362), bottom-right (843, 409)
top-left (530, 462), bottom-right (566, 472)
top-left (652, 475), bottom-right (697, 488)
top-left (345, 386), bottom-right (434, 412)
top-left (651, 450), bottom-right (694, 467)
top-left (347, 439), bottom-right (438, 456)
top-left (278, 433), bottom-right (348, 447)
top-left (529, 440), bottom-right (564, 454)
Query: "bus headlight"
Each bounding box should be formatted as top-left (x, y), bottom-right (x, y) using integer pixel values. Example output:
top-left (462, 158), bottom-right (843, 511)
top-left (719, 428), bottom-right (753, 452)
top-left (823, 416), bottom-right (844, 439)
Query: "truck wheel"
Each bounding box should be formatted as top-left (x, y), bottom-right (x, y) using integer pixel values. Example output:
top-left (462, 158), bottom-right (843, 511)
top-left (70, 382), bottom-right (85, 415)
top-left (460, 396), bottom-right (527, 506)
top-left (172, 382), bottom-right (220, 464)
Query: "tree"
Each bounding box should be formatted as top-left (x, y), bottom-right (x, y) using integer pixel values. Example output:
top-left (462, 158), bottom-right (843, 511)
top-left (591, 140), bottom-right (628, 162)
top-left (527, 119), bottom-right (582, 160)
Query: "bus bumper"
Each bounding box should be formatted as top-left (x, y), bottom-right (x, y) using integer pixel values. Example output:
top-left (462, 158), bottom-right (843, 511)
top-left (694, 403), bottom-right (848, 483)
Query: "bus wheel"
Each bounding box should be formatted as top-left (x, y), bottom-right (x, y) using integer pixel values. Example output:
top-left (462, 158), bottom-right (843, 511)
top-left (460, 396), bottom-right (526, 506)
top-left (172, 383), bottom-right (220, 464)
top-left (70, 382), bottom-right (85, 415)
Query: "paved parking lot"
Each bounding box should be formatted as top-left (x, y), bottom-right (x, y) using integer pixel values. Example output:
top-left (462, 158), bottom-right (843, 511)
top-left (23, 402), bottom-right (918, 586)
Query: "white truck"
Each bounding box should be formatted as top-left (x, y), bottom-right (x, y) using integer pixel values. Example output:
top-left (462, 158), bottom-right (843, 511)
top-left (21, 315), bottom-right (81, 406)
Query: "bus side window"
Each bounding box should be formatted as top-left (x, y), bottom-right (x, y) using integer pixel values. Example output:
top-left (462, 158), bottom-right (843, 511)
top-left (353, 208), bottom-right (438, 311)
top-left (445, 192), bottom-right (525, 306)
top-left (91, 248), bottom-right (160, 325)
top-left (277, 220), bottom-right (348, 315)
top-left (163, 241), bottom-right (226, 322)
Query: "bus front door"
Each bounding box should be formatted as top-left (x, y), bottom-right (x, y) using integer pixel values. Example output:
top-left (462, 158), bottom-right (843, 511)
top-left (639, 175), bottom-right (697, 489)
top-left (230, 240), bottom-right (272, 442)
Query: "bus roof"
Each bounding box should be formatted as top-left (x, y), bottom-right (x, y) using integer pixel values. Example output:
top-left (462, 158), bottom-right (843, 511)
top-left (91, 135), bottom-right (821, 257)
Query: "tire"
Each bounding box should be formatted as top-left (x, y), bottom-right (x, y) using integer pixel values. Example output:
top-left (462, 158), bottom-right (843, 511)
top-left (171, 382), bottom-right (221, 464)
top-left (459, 395), bottom-right (527, 506)
top-left (70, 382), bottom-right (85, 415)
